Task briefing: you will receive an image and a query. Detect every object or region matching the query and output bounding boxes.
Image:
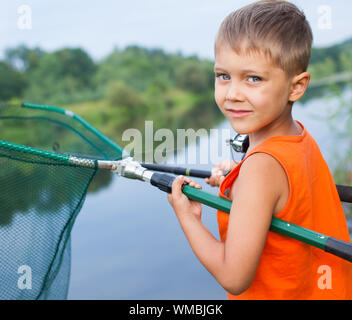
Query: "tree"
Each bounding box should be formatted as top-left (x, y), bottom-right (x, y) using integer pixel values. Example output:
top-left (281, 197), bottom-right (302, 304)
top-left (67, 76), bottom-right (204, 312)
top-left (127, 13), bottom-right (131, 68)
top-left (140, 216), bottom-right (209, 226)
top-left (22, 48), bottom-right (97, 104)
top-left (339, 52), bottom-right (352, 73)
top-left (5, 45), bottom-right (44, 72)
top-left (0, 62), bottom-right (25, 100)
top-left (52, 48), bottom-right (96, 87)
top-left (106, 80), bottom-right (143, 108)
top-left (174, 59), bottom-right (213, 93)
top-left (95, 46), bottom-right (175, 94)
top-left (308, 57), bottom-right (337, 80)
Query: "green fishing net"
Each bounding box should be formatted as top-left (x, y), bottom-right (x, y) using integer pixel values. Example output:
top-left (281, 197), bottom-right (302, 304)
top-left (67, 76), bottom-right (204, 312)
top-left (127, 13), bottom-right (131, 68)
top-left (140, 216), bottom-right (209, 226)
top-left (0, 103), bottom-right (124, 299)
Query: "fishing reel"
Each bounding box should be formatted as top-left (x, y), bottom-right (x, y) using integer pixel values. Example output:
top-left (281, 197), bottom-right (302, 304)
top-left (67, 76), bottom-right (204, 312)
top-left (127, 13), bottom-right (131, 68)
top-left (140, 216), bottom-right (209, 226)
top-left (226, 134), bottom-right (249, 153)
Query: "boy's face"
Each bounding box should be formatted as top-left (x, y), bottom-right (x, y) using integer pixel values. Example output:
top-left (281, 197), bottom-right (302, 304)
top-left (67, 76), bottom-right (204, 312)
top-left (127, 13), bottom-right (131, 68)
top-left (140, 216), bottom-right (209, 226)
top-left (214, 43), bottom-right (294, 135)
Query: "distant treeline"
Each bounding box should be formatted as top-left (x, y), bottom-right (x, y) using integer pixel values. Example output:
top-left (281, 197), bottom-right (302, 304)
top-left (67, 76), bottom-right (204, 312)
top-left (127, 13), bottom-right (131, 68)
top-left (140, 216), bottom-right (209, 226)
top-left (1, 45), bottom-right (222, 130)
top-left (2, 45), bottom-right (215, 102)
top-left (1, 37), bottom-right (352, 119)
top-left (309, 38), bottom-right (352, 79)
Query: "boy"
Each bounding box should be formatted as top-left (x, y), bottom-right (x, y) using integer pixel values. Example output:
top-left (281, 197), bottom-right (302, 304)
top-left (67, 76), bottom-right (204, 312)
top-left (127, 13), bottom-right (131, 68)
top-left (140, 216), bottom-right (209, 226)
top-left (167, 0), bottom-right (352, 299)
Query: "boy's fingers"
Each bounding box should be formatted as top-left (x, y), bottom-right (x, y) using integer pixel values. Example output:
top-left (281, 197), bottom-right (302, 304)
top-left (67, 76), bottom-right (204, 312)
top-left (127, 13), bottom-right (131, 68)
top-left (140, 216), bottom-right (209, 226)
top-left (189, 181), bottom-right (201, 189)
top-left (213, 167), bottom-right (224, 176)
top-left (172, 175), bottom-right (186, 197)
top-left (172, 175), bottom-right (202, 195)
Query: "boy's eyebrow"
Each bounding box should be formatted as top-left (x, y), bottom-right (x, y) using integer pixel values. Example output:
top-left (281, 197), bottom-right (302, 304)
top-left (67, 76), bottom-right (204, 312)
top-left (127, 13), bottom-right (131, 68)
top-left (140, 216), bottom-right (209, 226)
top-left (213, 66), bottom-right (226, 72)
top-left (214, 66), bottom-right (268, 76)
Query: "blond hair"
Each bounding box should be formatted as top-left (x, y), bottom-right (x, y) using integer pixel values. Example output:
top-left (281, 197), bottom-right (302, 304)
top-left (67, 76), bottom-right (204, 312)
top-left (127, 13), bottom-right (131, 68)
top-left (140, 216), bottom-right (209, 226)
top-left (214, 0), bottom-right (313, 77)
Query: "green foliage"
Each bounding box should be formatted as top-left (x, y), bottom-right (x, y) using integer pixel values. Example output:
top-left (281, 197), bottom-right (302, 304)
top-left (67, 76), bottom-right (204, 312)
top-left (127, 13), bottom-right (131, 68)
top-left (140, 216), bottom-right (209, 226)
top-left (95, 46), bottom-right (176, 93)
top-left (106, 80), bottom-right (144, 108)
top-left (0, 62), bottom-right (25, 100)
top-left (5, 44), bottom-right (44, 72)
top-left (308, 57), bottom-right (337, 79)
top-left (174, 58), bottom-right (214, 93)
top-left (309, 39), bottom-right (352, 79)
top-left (21, 47), bottom-right (96, 104)
top-left (339, 52), bottom-right (352, 72)
top-left (105, 80), bottom-right (147, 126)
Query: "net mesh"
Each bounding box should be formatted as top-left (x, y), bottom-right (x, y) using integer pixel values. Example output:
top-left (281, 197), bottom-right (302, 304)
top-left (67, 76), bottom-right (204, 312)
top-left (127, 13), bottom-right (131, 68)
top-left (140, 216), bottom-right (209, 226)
top-left (0, 103), bottom-right (123, 299)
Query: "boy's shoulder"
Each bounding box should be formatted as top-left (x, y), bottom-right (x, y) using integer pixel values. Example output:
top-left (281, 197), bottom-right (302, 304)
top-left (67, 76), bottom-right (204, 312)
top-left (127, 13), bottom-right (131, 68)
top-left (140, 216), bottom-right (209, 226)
top-left (231, 152), bottom-right (289, 212)
top-left (238, 152), bottom-right (287, 188)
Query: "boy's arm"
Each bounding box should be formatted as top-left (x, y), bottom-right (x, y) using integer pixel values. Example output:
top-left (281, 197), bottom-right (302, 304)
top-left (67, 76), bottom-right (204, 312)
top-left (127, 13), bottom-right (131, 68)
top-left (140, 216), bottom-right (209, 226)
top-left (168, 152), bottom-right (287, 295)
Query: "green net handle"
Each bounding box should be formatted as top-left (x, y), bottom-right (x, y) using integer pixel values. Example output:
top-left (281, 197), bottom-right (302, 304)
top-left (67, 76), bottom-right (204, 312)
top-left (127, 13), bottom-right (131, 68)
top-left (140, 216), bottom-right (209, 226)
top-left (0, 140), bottom-right (71, 164)
top-left (22, 103), bottom-right (127, 158)
top-left (0, 140), bottom-right (98, 169)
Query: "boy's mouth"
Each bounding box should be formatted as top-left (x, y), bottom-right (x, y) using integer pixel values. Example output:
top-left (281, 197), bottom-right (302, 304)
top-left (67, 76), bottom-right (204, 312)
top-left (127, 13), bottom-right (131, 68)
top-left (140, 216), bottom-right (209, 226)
top-left (226, 109), bottom-right (253, 118)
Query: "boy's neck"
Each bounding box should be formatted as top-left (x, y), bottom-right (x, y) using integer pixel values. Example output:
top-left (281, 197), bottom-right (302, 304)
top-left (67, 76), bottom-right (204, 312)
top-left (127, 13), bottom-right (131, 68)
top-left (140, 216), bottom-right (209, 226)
top-left (246, 115), bottom-right (302, 153)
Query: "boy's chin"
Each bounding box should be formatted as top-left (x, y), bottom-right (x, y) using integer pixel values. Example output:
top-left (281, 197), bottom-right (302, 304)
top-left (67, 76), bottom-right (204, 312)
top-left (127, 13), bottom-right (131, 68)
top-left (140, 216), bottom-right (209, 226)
top-left (233, 127), bottom-right (250, 135)
top-left (228, 121), bottom-right (253, 135)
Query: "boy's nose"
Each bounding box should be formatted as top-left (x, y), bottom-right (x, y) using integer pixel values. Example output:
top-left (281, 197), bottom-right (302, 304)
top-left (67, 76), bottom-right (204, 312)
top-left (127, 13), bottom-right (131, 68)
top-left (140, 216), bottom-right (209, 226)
top-left (225, 83), bottom-right (245, 101)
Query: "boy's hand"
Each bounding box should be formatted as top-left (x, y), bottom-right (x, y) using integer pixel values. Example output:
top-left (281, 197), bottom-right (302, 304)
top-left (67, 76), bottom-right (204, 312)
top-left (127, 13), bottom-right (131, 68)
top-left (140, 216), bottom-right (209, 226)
top-left (205, 160), bottom-right (238, 187)
top-left (167, 176), bottom-right (202, 220)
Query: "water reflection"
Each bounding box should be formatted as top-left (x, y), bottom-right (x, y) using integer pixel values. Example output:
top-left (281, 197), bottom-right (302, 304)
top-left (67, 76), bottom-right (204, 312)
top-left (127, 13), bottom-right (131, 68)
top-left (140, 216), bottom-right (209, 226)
top-left (295, 84), bottom-right (352, 232)
top-left (318, 85), bottom-right (352, 221)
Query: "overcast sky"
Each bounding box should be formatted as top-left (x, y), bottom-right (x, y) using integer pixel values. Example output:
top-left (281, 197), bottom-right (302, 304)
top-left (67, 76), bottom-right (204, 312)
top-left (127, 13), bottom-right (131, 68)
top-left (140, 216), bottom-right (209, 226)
top-left (1, 0), bottom-right (351, 61)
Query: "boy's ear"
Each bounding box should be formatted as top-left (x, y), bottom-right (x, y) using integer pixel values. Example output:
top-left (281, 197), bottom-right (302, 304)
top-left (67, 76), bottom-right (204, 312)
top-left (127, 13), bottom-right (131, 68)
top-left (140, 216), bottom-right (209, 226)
top-left (288, 72), bottom-right (310, 102)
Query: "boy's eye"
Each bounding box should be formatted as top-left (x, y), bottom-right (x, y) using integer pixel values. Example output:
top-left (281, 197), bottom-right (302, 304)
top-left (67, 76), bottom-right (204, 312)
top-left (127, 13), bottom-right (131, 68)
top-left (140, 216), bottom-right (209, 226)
top-left (216, 73), bottom-right (230, 81)
top-left (248, 76), bottom-right (262, 83)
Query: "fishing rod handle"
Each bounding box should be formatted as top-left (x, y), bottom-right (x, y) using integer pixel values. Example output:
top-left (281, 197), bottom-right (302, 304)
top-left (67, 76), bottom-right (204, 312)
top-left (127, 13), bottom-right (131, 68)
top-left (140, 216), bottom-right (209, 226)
top-left (150, 172), bottom-right (175, 193)
top-left (141, 163), bottom-right (211, 178)
top-left (149, 172), bottom-right (191, 193)
top-left (147, 163), bottom-right (352, 204)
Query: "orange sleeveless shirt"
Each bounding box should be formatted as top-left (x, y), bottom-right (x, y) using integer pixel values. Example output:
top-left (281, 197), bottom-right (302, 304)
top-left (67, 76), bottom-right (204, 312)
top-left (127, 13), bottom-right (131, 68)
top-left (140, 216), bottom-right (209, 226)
top-left (217, 121), bottom-right (352, 300)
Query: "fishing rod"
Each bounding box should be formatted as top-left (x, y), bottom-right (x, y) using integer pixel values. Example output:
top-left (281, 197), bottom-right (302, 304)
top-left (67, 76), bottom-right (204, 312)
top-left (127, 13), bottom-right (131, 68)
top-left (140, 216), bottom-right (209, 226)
top-left (140, 163), bottom-right (352, 204)
top-left (139, 133), bottom-right (249, 176)
top-left (141, 163), bottom-right (212, 178)
top-left (2, 138), bottom-right (351, 263)
top-left (99, 156), bottom-right (352, 263)
top-left (5, 102), bottom-right (351, 262)
top-left (140, 131), bottom-right (352, 204)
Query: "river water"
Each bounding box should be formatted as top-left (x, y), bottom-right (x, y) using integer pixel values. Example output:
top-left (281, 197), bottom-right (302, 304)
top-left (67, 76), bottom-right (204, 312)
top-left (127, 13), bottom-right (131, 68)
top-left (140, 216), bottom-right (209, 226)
top-left (68, 91), bottom-right (351, 299)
